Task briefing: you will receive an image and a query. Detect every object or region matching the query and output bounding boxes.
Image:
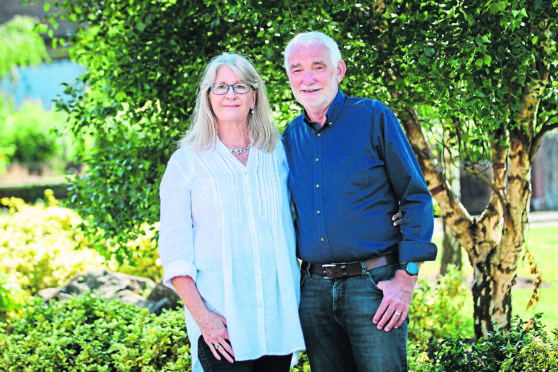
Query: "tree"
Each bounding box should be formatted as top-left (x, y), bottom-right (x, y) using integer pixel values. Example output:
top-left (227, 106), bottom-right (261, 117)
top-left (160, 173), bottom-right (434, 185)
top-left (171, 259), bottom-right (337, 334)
top-left (0, 15), bottom-right (50, 173)
top-left (353, 0), bottom-right (558, 338)
top-left (46, 0), bottom-right (557, 338)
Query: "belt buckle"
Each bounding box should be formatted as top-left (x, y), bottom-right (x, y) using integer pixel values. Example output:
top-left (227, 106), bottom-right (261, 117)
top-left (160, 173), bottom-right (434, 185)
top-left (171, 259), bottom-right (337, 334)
top-left (321, 264), bottom-right (343, 279)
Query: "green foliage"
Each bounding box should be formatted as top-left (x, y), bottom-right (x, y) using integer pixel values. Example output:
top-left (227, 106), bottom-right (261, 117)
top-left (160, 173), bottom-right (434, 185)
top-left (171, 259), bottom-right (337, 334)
top-left (408, 265), bottom-right (474, 351)
top-left (103, 224), bottom-right (162, 282)
top-left (0, 192), bottom-right (162, 316)
top-left (0, 97), bottom-right (16, 174)
top-left (0, 15), bottom-right (49, 78)
top-left (417, 314), bottom-right (558, 371)
top-left (0, 192), bottom-right (105, 298)
top-left (290, 350), bottom-right (310, 372)
top-left (0, 15), bottom-right (50, 173)
top-left (0, 101), bottom-right (68, 167)
top-left (0, 270), bottom-right (25, 320)
top-left (43, 0), bottom-right (558, 264)
top-left (0, 294), bottom-right (191, 371)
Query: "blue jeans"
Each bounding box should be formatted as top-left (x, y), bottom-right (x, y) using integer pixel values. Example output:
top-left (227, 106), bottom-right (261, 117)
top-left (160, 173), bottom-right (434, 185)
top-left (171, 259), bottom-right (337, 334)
top-left (299, 263), bottom-right (408, 372)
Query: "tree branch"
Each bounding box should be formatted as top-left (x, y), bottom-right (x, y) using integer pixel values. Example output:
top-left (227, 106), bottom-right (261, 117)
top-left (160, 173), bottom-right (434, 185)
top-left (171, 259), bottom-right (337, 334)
top-left (533, 120), bottom-right (558, 155)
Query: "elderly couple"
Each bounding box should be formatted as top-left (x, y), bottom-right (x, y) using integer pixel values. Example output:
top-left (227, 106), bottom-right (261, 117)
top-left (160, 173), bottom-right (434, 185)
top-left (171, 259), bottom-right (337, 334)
top-left (159, 31), bottom-right (437, 372)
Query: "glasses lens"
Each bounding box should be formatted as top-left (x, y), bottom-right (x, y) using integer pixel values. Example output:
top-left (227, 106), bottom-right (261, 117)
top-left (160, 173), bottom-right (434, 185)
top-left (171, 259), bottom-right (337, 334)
top-left (210, 83), bottom-right (252, 95)
top-left (211, 84), bottom-right (228, 95)
top-left (233, 83), bottom-right (250, 94)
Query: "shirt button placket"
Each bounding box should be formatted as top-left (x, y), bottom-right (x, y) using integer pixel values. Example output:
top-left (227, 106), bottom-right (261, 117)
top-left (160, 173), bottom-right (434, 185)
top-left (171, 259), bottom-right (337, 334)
top-left (314, 129), bottom-right (328, 253)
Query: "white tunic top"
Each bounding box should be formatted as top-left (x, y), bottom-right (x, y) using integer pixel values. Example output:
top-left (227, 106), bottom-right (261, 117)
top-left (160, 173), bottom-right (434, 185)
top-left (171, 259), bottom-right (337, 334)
top-left (158, 140), bottom-right (304, 371)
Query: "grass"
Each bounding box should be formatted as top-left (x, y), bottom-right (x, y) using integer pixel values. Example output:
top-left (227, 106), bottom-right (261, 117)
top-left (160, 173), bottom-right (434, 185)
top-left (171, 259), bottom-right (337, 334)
top-left (419, 225), bottom-right (558, 331)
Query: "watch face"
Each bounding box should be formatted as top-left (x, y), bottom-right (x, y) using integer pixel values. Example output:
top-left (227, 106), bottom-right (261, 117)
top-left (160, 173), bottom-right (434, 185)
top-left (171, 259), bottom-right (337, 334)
top-left (406, 262), bottom-right (419, 275)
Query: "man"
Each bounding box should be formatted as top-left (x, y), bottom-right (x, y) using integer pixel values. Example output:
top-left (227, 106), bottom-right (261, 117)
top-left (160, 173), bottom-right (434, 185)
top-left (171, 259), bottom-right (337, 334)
top-left (281, 31), bottom-right (437, 372)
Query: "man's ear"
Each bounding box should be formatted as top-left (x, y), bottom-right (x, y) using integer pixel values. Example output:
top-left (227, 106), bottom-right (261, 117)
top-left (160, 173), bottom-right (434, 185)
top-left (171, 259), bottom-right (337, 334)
top-left (336, 60), bottom-right (347, 83)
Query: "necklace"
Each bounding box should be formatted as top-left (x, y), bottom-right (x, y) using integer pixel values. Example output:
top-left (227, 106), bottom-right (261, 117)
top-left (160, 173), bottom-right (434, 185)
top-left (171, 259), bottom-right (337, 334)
top-left (225, 143), bottom-right (250, 156)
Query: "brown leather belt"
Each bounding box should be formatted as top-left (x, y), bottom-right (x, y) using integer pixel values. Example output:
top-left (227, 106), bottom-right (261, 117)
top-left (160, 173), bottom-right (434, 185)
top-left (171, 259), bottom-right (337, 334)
top-left (309, 254), bottom-right (397, 279)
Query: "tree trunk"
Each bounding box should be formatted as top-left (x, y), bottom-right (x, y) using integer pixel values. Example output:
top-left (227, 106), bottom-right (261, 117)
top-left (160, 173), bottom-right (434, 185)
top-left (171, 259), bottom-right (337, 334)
top-left (440, 219), bottom-right (462, 275)
top-left (440, 141), bottom-right (462, 276)
top-left (399, 107), bottom-right (533, 339)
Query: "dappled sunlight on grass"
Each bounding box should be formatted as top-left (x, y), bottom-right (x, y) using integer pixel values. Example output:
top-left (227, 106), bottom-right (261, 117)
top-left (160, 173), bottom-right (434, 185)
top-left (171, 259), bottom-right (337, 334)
top-left (419, 225), bottom-right (558, 330)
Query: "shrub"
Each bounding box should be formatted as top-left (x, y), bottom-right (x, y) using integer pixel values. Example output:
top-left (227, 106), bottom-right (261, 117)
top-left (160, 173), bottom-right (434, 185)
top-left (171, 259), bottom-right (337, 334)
top-left (415, 314), bottom-right (558, 371)
top-left (0, 192), bottom-right (105, 299)
top-left (104, 223), bottom-right (162, 283)
top-left (0, 270), bottom-right (24, 320)
top-left (0, 293), bottom-right (190, 371)
top-left (0, 101), bottom-right (69, 170)
top-left (0, 192), bottom-right (163, 321)
top-left (408, 265), bottom-right (474, 352)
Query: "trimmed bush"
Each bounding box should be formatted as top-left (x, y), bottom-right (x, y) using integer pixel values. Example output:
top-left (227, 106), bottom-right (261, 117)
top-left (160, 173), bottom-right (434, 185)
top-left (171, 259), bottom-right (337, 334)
top-left (417, 314), bottom-right (558, 371)
top-left (0, 192), bottom-right (163, 321)
top-left (0, 193), bottom-right (105, 300)
top-left (0, 183), bottom-right (69, 203)
top-left (0, 293), bottom-right (190, 371)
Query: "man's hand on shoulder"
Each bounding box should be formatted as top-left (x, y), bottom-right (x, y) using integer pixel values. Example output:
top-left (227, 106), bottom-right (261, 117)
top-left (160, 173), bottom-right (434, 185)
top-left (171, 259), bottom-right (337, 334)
top-left (373, 269), bottom-right (418, 332)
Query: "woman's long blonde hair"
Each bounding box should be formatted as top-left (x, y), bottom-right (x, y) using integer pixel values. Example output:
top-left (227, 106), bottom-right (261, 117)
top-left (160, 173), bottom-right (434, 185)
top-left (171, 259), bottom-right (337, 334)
top-left (180, 53), bottom-right (277, 152)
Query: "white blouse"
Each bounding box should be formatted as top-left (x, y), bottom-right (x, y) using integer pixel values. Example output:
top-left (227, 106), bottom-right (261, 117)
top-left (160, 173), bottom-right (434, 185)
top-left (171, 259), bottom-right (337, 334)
top-left (158, 140), bottom-right (304, 371)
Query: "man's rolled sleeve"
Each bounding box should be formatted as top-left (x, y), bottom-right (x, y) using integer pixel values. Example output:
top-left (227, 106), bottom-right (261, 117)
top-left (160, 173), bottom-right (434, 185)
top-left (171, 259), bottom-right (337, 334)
top-left (398, 241), bottom-right (438, 263)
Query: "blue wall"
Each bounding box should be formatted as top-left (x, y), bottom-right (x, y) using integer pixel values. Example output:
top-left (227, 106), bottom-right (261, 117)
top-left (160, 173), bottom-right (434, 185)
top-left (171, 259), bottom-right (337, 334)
top-left (1, 59), bottom-right (86, 110)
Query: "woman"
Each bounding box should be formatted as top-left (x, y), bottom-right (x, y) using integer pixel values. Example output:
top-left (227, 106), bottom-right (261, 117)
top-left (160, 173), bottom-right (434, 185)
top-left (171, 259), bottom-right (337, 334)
top-left (158, 53), bottom-right (305, 372)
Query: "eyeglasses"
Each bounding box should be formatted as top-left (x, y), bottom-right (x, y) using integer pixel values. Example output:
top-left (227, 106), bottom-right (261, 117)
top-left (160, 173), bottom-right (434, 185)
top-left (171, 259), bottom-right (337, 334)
top-left (209, 82), bottom-right (254, 95)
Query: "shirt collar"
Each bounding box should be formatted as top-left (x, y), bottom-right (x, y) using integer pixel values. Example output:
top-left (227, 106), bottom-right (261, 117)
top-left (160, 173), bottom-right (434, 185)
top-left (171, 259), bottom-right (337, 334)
top-left (303, 89), bottom-right (346, 132)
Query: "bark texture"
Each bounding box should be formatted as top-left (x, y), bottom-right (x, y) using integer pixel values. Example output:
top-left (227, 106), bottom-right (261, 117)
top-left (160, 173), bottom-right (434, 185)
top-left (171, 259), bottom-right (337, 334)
top-left (399, 93), bottom-right (541, 338)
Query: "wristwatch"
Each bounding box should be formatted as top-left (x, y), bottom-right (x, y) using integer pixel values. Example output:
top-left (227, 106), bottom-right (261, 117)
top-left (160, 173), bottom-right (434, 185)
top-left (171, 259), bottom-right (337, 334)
top-left (398, 262), bottom-right (419, 276)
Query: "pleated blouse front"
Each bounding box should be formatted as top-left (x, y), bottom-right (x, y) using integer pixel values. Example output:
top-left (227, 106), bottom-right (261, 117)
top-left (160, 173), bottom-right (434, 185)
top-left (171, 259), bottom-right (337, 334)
top-left (158, 141), bottom-right (305, 372)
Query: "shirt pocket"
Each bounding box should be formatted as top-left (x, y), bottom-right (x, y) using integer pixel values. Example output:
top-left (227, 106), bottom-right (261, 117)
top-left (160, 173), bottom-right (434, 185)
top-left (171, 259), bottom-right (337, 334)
top-left (331, 155), bottom-right (381, 194)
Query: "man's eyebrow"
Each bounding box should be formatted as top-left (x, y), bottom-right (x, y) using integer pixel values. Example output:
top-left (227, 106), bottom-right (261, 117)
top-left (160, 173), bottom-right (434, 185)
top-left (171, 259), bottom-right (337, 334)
top-left (289, 61), bottom-right (327, 69)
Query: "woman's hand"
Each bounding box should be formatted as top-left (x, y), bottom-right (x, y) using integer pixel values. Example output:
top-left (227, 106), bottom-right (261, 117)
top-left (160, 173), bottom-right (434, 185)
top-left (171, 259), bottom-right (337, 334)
top-left (392, 210), bottom-right (403, 226)
top-left (198, 310), bottom-right (235, 363)
top-left (170, 276), bottom-right (235, 363)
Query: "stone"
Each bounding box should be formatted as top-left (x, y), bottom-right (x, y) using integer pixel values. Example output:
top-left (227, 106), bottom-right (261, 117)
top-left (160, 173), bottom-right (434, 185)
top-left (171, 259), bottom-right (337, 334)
top-left (39, 269), bottom-right (159, 312)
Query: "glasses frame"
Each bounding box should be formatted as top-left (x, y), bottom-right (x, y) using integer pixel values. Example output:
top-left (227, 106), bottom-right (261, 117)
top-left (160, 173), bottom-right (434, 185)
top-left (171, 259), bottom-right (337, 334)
top-left (209, 82), bottom-right (255, 95)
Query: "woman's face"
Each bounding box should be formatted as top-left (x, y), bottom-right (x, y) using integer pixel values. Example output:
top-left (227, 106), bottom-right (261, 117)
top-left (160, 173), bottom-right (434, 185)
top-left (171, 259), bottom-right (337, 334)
top-left (209, 65), bottom-right (256, 127)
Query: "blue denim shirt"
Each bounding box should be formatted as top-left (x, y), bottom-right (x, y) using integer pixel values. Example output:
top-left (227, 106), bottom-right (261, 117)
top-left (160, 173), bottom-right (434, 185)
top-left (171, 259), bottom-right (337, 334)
top-left (282, 90), bottom-right (437, 264)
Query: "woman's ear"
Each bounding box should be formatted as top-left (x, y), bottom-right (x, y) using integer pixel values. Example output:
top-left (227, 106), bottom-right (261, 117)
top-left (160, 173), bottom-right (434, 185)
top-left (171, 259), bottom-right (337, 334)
top-left (251, 90), bottom-right (257, 109)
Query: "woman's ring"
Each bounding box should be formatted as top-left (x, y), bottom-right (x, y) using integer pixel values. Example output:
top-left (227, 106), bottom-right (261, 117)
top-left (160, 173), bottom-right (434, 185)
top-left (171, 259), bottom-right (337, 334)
top-left (395, 312), bottom-right (402, 316)
top-left (215, 344), bottom-right (221, 350)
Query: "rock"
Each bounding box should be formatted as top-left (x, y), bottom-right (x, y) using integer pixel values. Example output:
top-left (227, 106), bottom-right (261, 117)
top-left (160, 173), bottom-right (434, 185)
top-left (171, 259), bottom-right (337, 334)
top-left (146, 282), bottom-right (182, 315)
top-left (39, 269), bottom-right (156, 311)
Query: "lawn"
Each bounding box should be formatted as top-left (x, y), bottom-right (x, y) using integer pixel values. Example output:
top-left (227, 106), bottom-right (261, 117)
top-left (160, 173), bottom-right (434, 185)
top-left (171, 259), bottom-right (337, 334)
top-left (419, 225), bottom-right (558, 331)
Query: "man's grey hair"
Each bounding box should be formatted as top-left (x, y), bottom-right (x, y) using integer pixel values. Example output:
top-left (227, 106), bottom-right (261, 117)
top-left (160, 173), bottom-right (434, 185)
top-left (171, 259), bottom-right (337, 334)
top-left (283, 31), bottom-right (342, 71)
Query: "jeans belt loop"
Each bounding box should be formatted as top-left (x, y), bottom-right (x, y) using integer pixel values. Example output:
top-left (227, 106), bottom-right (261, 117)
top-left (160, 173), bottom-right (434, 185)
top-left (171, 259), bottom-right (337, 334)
top-left (360, 261), bottom-right (368, 277)
top-left (302, 261), bottom-right (311, 276)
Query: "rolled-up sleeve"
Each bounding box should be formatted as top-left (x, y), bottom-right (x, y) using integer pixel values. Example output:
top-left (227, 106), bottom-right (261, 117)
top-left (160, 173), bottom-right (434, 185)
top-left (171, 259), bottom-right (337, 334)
top-left (158, 155), bottom-right (198, 290)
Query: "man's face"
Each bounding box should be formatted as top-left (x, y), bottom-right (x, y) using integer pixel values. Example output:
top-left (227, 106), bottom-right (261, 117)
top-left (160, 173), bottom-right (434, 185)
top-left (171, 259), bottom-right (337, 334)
top-left (286, 43), bottom-right (345, 116)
